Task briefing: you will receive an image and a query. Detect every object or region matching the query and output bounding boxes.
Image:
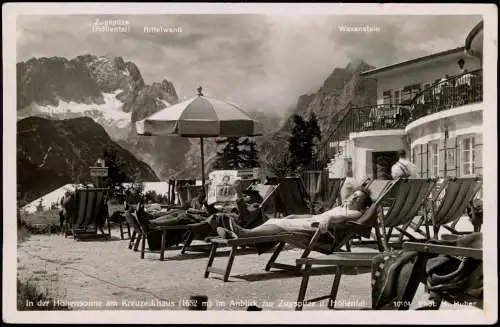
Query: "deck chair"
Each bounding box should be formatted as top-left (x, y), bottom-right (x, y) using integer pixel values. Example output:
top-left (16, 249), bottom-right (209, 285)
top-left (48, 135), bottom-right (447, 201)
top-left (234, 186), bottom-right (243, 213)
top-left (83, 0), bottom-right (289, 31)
top-left (274, 177), bottom-right (311, 216)
top-left (203, 179), bottom-right (396, 282)
top-left (66, 188), bottom-right (111, 241)
top-left (302, 170), bottom-right (324, 213)
top-left (125, 207), bottom-right (212, 260)
top-left (302, 171), bottom-right (345, 214)
top-left (404, 179), bottom-right (446, 239)
top-left (292, 179), bottom-right (434, 310)
top-left (323, 178), bottom-right (346, 211)
top-left (124, 207), bottom-right (142, 250)
top-left (129, 184), bottom-right (278, 261)
top-left (409, 178), bottom-right (482, 238)
top-left (158, 186), bottom-right (280, 260)
top-left (246, 184), bottom-right (280, 219)
top-left (429, 177), bottom-right (482, 238)
top-left (351, 178), bottom-right (437, 250)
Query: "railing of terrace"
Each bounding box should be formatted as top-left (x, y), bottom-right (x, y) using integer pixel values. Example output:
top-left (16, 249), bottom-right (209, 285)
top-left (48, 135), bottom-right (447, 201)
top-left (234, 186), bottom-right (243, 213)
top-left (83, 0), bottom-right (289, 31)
top-left (308, 69), bottom-right (483, 170)
top-left (410, 69), bottom-right (483, 121)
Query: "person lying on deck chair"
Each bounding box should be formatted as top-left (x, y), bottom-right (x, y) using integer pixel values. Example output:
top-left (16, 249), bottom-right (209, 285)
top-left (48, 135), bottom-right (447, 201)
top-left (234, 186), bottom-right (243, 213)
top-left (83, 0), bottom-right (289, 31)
top-left (216, 187), bottom-right (373, 240)
top-left (132, 181), bottom-right (265, 250)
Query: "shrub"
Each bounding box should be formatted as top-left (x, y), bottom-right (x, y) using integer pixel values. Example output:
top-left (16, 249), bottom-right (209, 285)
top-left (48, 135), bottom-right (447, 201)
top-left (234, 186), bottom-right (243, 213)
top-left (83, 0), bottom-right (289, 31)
top-left (17, 278), bottom-right (70, 311)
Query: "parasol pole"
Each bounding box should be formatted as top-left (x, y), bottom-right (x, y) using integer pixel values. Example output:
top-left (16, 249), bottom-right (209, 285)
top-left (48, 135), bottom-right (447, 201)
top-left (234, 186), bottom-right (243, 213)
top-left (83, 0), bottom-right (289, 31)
top-left (196, 86), bottom-right (206, 188)
top-left (200, 137), bottom-right (205, 188)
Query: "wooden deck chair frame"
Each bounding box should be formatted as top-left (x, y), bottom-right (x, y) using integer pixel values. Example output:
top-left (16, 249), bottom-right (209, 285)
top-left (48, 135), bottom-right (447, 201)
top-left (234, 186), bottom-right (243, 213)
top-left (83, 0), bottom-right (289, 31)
top-left (125, 210), bottom-right (203, 260)
top-left (155, 187), bottom-right (281, 261)
top-left (124, 210), bottom-right (142, 250)
top-left (429, 177), bottom-right (482, 238)
top-left (203, 180), bottom-right (396, 282)
top-left (128, 185), bottom-right (279, 260)
top-left (351, 178), bottom-right (437, 251)
top-left (293, 180), bottom-right (411, 310)
top-left (404, 179), bottom-right (447, 239)
top-left (68, 188), bottom-right (111, 241)
top-left (246, 184), bottom-right (281, 219)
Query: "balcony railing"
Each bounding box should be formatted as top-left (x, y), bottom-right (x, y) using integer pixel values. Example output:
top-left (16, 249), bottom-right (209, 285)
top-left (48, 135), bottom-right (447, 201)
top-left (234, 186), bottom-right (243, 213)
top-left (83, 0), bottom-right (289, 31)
top-left (310, 69), bottom-right (483, 170)
top-left (410, 69), bottom-right (483, 121)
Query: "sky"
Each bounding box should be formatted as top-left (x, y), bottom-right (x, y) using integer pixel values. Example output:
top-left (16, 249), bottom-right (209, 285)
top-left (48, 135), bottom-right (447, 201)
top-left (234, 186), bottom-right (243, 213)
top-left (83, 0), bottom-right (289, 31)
top-left (16, 14), bottom-right (482, 115)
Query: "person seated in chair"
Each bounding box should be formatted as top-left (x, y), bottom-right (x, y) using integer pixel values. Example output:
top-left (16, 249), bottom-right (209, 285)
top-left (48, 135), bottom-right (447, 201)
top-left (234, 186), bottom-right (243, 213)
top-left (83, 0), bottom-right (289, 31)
top-left (216, 187), bottom-right (373, 240)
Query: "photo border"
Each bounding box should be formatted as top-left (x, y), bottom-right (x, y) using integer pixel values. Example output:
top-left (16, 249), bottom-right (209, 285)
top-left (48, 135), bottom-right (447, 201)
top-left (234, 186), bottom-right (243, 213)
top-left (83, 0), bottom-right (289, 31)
top-left (3, 2), bottom-right (497, 324)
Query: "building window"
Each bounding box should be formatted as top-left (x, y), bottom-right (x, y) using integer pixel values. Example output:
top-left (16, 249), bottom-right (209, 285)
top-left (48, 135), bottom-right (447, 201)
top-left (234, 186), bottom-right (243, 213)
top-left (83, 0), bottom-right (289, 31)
top-left (412, 147), bottom-right (416, 164)
top-left (394, 90), bottom-right (400, 104)
top-left (429, 142), bottom-right (439, 177)
top-left (383, 90), bottom-right (392, 105)
top-left (402, 86), bottom-right (412, 103)
top-left (461, 136), bottom-right (475, 176)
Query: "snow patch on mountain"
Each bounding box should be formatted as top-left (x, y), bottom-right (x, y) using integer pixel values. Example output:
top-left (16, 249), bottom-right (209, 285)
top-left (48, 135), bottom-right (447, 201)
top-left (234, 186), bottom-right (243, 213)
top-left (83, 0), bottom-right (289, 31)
top-left (18, 90), bottom-right (132, 131)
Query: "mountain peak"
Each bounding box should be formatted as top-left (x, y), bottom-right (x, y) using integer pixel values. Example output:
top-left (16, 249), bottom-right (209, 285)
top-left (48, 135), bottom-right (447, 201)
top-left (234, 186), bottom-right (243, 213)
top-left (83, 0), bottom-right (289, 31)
top-left (345, 59), bottom-right (374, 73)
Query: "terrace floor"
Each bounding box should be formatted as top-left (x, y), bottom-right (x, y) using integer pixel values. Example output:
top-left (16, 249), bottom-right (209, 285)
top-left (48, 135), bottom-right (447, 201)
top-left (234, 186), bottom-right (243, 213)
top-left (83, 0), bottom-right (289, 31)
top-left (16, 218), bottom-right (480, 312)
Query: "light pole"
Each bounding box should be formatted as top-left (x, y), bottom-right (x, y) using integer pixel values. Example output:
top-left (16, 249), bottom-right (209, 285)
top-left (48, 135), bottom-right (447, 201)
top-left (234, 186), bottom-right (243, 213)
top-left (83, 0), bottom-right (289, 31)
top-left (443, 127), bottom-right (449, 177)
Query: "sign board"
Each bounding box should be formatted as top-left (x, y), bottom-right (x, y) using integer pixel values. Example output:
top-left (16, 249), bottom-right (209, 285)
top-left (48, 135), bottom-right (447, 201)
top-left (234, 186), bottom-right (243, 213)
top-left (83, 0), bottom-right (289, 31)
top-left (206, 170), bottom-right (240, 205)
top-left (237, 169), bottom-right (255, 179)
top-left (90, 166), bottom-right (108, 177)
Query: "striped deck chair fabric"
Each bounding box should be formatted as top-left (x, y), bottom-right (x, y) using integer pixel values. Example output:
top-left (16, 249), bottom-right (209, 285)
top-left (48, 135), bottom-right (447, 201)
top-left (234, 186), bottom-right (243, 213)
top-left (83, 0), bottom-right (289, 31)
top-left (275, 177), bottom-right (311, 215)
top-left (430, 177), bottom-right (482, 238)
top-left (302, 170), bottom-right (346, 214)
top-left (323, 178), bottom-right (346, 210)
top-left (70, 188), bottom-right (110, 240)
top-left (376, 178), bottom-right (436, 249)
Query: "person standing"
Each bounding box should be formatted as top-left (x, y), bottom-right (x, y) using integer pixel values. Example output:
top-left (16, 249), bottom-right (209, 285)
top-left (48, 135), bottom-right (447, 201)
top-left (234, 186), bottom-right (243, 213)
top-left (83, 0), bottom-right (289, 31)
top-left (391, 149), bottom-right (417, 179)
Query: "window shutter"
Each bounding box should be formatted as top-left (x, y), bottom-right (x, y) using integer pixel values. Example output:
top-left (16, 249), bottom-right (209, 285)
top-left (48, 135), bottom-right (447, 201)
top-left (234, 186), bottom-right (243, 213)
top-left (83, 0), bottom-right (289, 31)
top-left (415, 145), bottom-right (422, 177)
top-left (474, 133), bottom-right (483, 176)
top-left (438, 139), bottom-right (446, 177)
top-left (421, 143), bottom-right (429, 178)
top-left (446, 137), bottom-right (458, 177)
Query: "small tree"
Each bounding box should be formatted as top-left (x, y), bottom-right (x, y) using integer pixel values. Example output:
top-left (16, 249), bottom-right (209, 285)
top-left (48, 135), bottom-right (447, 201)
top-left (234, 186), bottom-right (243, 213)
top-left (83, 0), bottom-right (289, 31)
top-left (287, 113), bottom-right (322, 173)
top-left (144, 190), bottom-right (157, 204)
top-left (102, 146), bottom-right (129, 201)
top-left (213, 137), bottom-right (260, 170)
top-left (123, 182), bottom-right (145, 204)
top-left (239, 138), bottom-right (260, 168)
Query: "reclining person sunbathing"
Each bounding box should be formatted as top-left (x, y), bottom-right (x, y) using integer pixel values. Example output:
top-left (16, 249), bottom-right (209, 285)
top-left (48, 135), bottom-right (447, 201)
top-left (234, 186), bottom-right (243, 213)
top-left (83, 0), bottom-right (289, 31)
top-left (133, 181), bottom-right (265, 250)
top-left (216, 188), bottom-right (373, 253)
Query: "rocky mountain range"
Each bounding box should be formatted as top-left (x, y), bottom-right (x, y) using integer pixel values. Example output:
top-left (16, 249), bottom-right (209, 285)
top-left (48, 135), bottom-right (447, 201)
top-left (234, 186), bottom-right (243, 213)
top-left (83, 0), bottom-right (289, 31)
top-left (16, 54), bottom-right (378, 197)
top-left (17, 116), bottom-right (159, 203)
top-left (17, 55), bottom-right (191, 180)
top-left (259, 60), bottom-right (377, 172)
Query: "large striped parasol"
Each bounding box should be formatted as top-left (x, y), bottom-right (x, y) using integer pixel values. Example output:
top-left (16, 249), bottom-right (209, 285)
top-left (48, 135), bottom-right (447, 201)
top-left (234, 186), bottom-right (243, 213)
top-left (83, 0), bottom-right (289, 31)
top-left (136, 87), bottom-right (261, 186)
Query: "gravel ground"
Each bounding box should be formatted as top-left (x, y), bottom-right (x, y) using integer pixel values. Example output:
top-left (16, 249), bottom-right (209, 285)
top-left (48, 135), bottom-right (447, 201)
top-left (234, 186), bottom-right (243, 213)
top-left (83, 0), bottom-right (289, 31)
top-left (16, 218), bottom-right (480, 312)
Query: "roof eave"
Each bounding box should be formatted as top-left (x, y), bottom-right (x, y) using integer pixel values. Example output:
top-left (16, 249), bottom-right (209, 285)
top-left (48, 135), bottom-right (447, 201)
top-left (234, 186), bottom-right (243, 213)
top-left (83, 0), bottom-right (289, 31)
top-left (361, 47), bottom-right (466, 78)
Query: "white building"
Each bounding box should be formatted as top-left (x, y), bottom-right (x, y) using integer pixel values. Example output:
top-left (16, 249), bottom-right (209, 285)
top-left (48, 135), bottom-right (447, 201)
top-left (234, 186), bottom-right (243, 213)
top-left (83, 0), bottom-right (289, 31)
top-left (327, 20), bottom-right (483, 182)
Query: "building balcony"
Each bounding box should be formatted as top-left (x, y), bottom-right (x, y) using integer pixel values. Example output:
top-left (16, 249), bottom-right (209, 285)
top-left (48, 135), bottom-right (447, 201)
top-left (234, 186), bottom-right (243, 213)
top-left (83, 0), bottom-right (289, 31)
top-left (409, 69), bottom-right (483, 122)
top-left (332, 69), bottom-right (482, 139)
top-left (313, 69), bottom-right (483, 169)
